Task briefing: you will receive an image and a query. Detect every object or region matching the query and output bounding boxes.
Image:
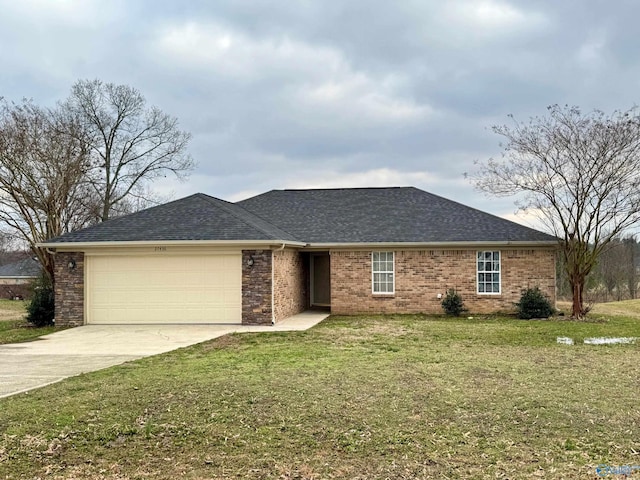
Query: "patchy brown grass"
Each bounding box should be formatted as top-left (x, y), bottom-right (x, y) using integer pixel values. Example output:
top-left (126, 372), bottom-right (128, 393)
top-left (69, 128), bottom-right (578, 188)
top-left (589, 299), bottom-right (640, 318)
top-left (557, 298), bottom-right (640, 319)
top-left (199, 332), bottom-right (244, 352)
top-left (0, 299), bottom-right (26, 321)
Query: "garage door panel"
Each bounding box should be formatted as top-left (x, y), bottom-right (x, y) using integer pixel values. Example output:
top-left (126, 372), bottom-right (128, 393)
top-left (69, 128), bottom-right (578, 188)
top-left (87, 254), bottom-right (242, 324)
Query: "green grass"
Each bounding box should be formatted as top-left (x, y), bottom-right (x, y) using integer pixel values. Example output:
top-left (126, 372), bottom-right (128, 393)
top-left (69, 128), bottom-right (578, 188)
top-left (0, 312), bottom-right (638, 479)
top-left (0, 300), bottom-right (58, 344)
top-left (0, 320), bottom-right (58, 344)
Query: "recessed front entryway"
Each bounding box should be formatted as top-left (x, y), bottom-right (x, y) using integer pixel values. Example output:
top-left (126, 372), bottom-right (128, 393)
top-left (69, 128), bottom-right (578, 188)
top-left (86, 253), bottom-right (242, 324)
top-left (310, 252), bottom-right (330, 307)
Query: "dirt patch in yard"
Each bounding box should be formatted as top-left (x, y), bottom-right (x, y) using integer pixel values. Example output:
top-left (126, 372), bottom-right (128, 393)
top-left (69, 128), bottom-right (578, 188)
top-left (200, 333), bottom-right (244, 352)
top-left (0, 301), bottom-right (26, 322)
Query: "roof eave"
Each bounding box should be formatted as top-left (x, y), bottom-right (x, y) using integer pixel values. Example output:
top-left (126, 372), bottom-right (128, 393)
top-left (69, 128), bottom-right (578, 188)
top-left (305, 240), bottom-right (559, 249)
top-left (37, 239), bottom-right (307, 250)
top-left (37, 239), bottom-right (558, 251)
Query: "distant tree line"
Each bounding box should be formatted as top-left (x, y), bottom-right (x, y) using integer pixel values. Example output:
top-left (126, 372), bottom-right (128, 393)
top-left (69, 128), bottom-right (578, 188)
top-left (557, 235), bottom-right (639, 302)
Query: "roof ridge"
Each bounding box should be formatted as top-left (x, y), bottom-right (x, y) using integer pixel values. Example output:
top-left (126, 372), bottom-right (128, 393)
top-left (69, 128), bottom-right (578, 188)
top-left (197, 193), bottom-right (300, 241)
top-left (281, 186), bottom-right (408, 192)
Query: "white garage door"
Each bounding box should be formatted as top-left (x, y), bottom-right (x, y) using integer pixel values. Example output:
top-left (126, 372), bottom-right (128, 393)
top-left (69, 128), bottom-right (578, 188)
top-left (86, 254), bottom-right (242, 324)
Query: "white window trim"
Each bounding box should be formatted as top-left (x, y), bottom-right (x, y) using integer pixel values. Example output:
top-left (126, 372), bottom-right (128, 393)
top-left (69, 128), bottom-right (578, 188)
top-left (372, 251), bottom-right (395, 295)
top-left (477, 250), bottom-right (501, 295)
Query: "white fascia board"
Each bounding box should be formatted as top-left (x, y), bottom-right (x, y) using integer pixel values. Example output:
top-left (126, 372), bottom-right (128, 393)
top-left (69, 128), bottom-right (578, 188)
top-left (37, 239), bottom-right (306, 250)
top-left (305, 240), bottom-right (559, 249)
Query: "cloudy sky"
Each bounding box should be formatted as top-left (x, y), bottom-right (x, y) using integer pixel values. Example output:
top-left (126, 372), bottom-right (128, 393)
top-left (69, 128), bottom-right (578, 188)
top-left (1, 0), bottom-right (639, 229)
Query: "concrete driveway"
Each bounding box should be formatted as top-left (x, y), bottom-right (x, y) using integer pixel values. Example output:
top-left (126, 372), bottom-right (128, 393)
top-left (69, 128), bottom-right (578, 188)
top-left (0, 311), bottom-right (328, 398)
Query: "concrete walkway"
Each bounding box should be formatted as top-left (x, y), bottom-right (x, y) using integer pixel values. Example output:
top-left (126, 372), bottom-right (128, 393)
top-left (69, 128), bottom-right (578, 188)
top-left (0, 310), bottom-right (329, 399)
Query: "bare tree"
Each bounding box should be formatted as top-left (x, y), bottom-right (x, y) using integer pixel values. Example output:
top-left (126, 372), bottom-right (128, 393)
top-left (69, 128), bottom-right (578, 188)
top-left (471, 105), bottom-right (640, 319)
top-left (61, 79), bottom-right (194, 221)
top-left (0, 99), bottom-right (93, 281)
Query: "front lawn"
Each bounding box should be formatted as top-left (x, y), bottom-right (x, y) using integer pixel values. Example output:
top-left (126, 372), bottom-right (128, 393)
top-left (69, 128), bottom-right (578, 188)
top-left (0, 313), bottom-right (638, 479)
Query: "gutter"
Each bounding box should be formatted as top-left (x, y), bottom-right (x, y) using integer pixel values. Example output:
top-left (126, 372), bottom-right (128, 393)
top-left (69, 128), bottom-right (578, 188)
top-left (0, 276), bottom-right (39, 280)
top-left (304, 240), bottom-right (559, 249)
top-left (36, 239), bottom-right (558, 251)
top-left (36, 239), bottom-right (307, 250)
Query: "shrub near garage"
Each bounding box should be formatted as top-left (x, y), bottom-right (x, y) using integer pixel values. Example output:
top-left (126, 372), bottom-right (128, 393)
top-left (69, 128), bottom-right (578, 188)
top-left (26, 274), bottom-right (54, 327)
top-left (516, 286), bottom-right (554, 319)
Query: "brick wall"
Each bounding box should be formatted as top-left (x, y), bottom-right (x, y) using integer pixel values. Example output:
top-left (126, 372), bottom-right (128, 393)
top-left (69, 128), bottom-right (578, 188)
top-left (53, 252), bottom-right (85, 326)
top-left (331, 248), bottom-right (556, 315)
top-left (241, 249), bottom-right (273, 325)
top-left (273, 249), bottom-right (308, 321)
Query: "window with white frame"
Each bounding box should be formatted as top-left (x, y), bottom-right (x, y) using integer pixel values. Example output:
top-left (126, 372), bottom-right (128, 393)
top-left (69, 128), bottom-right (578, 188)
top-left (477, 251), bottom-right (501, 294)
top-left (372, 251), bottom-right (394, 294)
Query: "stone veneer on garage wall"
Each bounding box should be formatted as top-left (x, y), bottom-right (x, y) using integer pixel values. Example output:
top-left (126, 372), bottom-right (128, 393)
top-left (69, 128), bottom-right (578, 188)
top-left (241, 249), bottom-right (273, 325)
top-left (330, 249), bottom-right (556, 315)
top-left (273, 249), bottom-right (308, 321)
top-left (53, 252), bottom-right (85, 326)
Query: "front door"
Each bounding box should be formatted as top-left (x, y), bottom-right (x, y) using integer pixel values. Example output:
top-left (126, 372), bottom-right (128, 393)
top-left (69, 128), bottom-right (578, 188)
top-left (311, 253), bottom-right (331, 306)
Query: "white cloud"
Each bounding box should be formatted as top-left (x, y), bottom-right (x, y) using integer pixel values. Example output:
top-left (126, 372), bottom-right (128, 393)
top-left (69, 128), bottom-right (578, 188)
top-left (576, 30), bottom-right (608, 69)
top-left (501, 210), bottom-right (549, 232)
top-left (462, 0), bottom-right (527, 28)
top-left (302, 77), bottom-right (432, 122)
top-left (440, 0), bottom-right (547, 40)
top-left (1, 0), bottom-right (119, 25)
top-left (153, 21), bottom-right (345, 80)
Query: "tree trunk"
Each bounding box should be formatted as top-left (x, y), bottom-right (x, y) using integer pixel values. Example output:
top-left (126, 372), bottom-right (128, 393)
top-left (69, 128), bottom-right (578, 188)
top-left (33, 246), bottom-right (55, 287)
top-left (570, 276), bottom-right (585, 319)
top-left (102, 201), bottom-right (110, 222)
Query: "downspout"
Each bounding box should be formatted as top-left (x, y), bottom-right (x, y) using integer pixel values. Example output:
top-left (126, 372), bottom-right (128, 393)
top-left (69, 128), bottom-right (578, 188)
top-left (43, 248), bottom-right (57, 325)
top-left (271, 243), bottom-right (286, 325)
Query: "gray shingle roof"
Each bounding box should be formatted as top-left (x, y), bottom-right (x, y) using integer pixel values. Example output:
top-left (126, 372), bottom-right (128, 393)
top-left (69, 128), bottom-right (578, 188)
top-left (44, 187), bottom-right (557, 245)
top-left (46, 193), bottom-right (298, 243)
top-left (0, 258), bottom-right (41, 277)
top-left (237, 187), bottom-right (557, 243)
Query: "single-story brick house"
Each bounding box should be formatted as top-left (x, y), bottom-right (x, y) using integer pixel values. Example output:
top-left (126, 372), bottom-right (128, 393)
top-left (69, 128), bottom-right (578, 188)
top-left (0, 257), bottom-right (41, 299)
top-left (40, 187), bottom-right (558, 327)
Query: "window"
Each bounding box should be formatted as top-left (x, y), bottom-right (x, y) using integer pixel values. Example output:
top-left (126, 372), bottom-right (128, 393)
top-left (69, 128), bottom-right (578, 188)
top-left (372, 251), bottom-right (394, 294)
top-left (477, 251), bottom-right (500, 294)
